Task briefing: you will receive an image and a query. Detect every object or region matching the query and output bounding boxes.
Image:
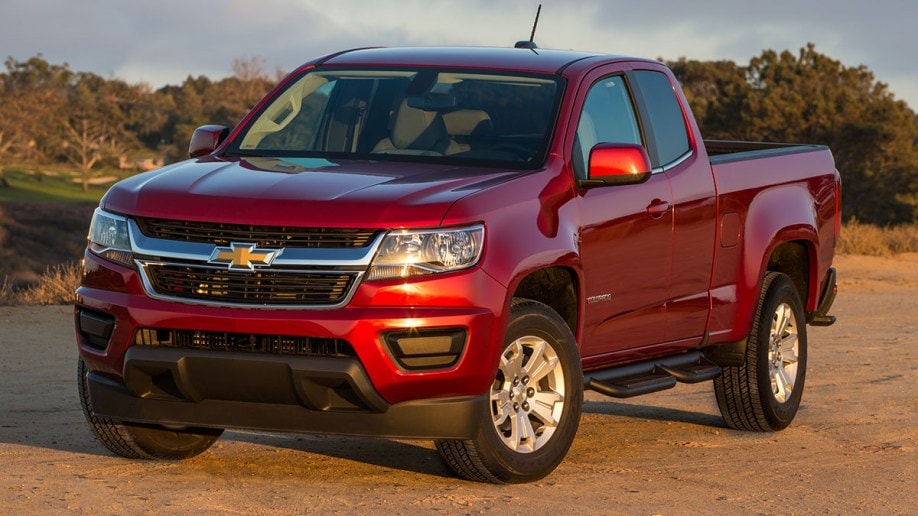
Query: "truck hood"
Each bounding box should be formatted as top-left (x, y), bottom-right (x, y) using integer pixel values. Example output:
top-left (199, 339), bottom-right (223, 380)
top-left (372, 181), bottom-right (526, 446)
top-left (102, 156), bottom-right (521, 227)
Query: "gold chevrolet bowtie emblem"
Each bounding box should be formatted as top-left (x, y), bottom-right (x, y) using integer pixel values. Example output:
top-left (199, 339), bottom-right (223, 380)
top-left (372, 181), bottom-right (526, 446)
top-left (208, 243), bottom-right (280, 270)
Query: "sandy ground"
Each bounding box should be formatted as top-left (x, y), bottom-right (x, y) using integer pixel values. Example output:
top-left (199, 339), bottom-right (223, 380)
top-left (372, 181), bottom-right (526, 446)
top-left (1, 254), bottom-right (915, 514)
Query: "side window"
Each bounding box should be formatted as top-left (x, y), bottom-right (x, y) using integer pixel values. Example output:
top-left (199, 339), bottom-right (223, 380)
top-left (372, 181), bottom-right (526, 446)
top-left (573, 76), bottom-right (642, 179)
top-left (634, 71), bottom-right (690, 167)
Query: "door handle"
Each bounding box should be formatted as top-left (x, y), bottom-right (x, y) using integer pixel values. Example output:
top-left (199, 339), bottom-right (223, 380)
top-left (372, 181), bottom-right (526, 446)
top-left (646, 199), bottom-right (670, 219)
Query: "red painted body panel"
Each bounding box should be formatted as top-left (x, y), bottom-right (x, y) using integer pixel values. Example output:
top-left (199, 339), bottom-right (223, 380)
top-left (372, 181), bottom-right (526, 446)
top-left (707, 150), bottom-right (838, 343)
top-left (578, 173), bottom-right (673, 355)
top-left (653, 63), bottom-right (719, 345)
top-left (102, 158), bottom-right (521, 228)
top-left (664, 153), bottom-right (718, 343)
top-left (76, 46), bottom-right (839, 437)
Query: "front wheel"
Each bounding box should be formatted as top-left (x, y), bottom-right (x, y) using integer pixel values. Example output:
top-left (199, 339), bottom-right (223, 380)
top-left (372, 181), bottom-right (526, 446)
top-left (714, 272), bottom-right (807, 431)
top-left (436, 298), bottom-right (583, 483)
top-left (78, 358), bottom-right (223, 460)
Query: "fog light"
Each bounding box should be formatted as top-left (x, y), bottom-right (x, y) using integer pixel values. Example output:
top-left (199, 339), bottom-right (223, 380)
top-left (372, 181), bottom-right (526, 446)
top-left (383, 328), bottom-right (466, 371)
top-left (77, 308), bottom-right (115, 351)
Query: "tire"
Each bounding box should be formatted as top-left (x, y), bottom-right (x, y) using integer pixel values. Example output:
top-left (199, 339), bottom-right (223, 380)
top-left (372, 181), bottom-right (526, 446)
top-left (714, 272), bottom-right (807, 431)
top-left (436, 298), bottom-right (583, 483)
top-left (78, 358), bottom-right (223, 460)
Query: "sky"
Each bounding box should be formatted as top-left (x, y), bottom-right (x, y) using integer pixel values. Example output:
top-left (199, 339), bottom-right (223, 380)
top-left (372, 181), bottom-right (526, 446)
top-left (1, 0), bottom-right (915, 110)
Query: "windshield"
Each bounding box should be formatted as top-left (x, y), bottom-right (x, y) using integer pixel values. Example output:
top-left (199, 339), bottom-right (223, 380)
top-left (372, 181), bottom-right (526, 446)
top-left (228, 68), bottom-right (562, 168)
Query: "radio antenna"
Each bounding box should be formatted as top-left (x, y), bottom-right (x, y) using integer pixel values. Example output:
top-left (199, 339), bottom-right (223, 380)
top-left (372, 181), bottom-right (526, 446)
top-left (514, 4), bottom-right (541, 49)
top-left (529, 4), bottom-right (541, 43)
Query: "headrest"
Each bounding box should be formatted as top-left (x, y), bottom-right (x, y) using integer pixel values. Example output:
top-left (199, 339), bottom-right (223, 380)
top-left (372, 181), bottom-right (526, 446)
top-left (391, 100), bottom-right (448, 150)
top-left (443, 110), bottom-right (492, 136)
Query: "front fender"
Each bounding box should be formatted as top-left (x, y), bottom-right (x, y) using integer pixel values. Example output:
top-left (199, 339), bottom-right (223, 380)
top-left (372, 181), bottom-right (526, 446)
top-left (440, 159), bottom-right (582, 348)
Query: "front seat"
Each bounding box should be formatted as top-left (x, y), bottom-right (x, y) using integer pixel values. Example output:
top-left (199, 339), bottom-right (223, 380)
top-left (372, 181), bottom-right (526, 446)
top-left (442, 109), bottom-right (492, 154)
top-left (372, 100), bottom-right (452, 155)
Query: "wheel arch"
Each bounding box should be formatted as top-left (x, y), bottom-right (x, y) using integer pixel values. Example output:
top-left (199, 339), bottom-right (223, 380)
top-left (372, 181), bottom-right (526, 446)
top-left (510, 266), bottom-right (580, 341)
top-left (731, 184), bottom-right (820, 341)
top-left (765, 240), bottom-right (817, 310)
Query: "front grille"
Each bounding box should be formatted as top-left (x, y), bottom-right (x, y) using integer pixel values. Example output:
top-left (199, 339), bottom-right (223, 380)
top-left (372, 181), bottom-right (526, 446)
top-left (134, 328), bottom-right (355, 358)
top-left (135, 217), bottom-right (378, 248)
top-left (144, 264), bottom-right (355, 306)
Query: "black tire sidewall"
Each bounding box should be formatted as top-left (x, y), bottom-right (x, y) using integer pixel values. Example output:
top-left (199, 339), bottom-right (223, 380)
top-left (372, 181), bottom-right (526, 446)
top-left (475, 299), bottom-right (583, 483)
top-left (754, 275), bottom-right (807, 430)
top-left (125, 423), bottom-right (223, 459)
top-left (79, 357), bottom-right (222, 460)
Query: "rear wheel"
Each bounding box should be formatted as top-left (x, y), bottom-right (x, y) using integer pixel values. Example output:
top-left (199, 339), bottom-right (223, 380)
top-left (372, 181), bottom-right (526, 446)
top-left (436, 298), bottom-right (583, 483)
top-left (78, 358), bottom-right (223, 459)
top-left (714, 272), bottom-right (807, 431)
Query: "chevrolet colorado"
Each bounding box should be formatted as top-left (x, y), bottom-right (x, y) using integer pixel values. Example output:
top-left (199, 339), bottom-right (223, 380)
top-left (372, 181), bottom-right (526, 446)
top-left (75, 46), bottom-right (839, 483)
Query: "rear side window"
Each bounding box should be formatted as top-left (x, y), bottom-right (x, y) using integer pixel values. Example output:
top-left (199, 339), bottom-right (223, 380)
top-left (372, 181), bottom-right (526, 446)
top-left (634, 71), bottom-right (690, 167)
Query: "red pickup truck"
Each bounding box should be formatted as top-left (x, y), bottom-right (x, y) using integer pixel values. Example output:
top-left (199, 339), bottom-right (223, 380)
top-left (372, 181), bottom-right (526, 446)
top-left (75, 46), bottom-right (839, 483)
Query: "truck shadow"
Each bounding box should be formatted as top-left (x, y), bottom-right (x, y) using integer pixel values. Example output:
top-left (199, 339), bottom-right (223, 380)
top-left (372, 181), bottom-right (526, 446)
top-left (582, 400), bottom-right (727, 428)
top-left (1, 398), bottom-right (722, 480)
top-left (222, 431), bottom-right (453, 478)
top-left (0, 407), bottom-right (456, 478)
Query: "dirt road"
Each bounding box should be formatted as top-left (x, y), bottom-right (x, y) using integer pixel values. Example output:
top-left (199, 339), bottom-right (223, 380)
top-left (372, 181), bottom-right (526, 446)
top-left (1, 255), bottom-right (915, 514)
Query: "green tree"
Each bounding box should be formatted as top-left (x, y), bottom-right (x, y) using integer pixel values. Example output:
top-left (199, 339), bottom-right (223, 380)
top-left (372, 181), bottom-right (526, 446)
top-left (671, 44), bottom-right (918, 224)
top-left (668, 58), bottom-right (750, 140)
top-left (0, 89), bottom-right (30, 187)
top-left (0, 54), bottom-right (276, 180)
top-left (154, 61), bottom-right (272, 163)
top-left (0, 56), bottom-right (71, 187)
top-left (55, 73), bottom-right (130, 192)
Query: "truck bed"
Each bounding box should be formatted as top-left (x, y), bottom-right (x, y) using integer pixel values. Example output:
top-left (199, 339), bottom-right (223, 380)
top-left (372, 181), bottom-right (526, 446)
top-left (705, 139), bottom-right (839, 344)
top-left (706, 140), bottom-right (830, 164)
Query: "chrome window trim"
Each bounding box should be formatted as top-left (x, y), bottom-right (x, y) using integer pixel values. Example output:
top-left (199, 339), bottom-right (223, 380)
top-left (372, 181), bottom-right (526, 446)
top-left (653, 149), bottom-right (694, 174)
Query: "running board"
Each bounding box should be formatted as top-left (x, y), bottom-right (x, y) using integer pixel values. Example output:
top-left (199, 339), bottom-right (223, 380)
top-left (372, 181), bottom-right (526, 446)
top-left (584, 351), bottom-right (722, 399)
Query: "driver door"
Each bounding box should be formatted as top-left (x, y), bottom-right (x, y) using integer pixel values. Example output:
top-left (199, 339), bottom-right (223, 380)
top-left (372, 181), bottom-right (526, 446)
top-left (573, 72), bottom-right (674, 361)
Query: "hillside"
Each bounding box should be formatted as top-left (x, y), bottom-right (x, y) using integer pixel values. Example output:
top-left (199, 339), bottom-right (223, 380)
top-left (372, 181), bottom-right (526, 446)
top-left (0, 201), bottom-right (96, 286)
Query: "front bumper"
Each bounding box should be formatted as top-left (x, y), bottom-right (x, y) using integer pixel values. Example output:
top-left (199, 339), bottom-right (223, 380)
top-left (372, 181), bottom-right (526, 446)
top-left (87, 346), bottom-right (485, 439)
top-left (76, 250), bottom-right (508, 437)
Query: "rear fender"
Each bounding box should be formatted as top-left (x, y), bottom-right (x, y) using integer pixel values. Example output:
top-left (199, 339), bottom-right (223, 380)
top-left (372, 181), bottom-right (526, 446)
top-left (714, 185), bottom-right (818, 342)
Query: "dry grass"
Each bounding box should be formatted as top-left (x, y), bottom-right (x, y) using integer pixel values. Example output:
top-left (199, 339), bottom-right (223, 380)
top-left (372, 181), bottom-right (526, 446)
top-left (0, 277), bottom-right (14, 305)
top-left (838, 220), bottom-right (918, 256)
top-left (0, 262), bottom-right (80, 306)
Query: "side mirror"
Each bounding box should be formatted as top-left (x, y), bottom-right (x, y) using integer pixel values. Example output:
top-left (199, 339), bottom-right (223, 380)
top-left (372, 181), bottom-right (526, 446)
top-left (189, 125), bottom-right (229, 158)
top-left (579, 143), bottom-right (652, 188)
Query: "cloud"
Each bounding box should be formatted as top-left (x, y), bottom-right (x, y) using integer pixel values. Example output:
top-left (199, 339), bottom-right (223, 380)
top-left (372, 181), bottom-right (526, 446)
top-left (0, 0), bottom-right (914, 108)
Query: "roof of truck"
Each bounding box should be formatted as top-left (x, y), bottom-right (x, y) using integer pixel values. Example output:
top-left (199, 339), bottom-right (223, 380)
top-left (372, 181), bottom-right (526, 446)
top-left (317, 46), bottom-right (630, 74)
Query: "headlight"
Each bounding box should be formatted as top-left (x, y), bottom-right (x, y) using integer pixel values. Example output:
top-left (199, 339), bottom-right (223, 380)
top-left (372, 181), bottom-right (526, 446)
top-left (87, 208), bottom-right (134, 267)
top-left (366, 225), bottom-right (484, 281)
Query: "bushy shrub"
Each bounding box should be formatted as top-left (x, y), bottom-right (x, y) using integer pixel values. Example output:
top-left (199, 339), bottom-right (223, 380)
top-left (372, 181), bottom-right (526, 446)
top-left (0, 262), bottom-right (80, 306)
top-left (837, 220), bottom-right (918, 256)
